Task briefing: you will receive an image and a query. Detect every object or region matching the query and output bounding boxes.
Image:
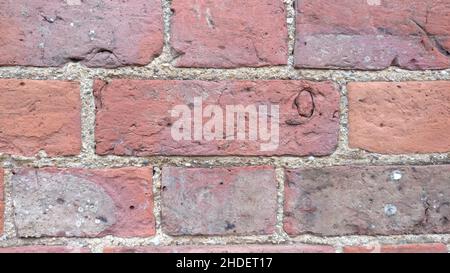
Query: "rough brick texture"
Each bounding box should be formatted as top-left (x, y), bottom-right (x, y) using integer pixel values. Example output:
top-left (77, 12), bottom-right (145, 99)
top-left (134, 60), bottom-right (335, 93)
top-left (12, 168), bottom-right (154, 238)
top-left (94, 80), bottom-right (339, 156)
top-left (344, 243), bottom-right (448, 253)
top-left (0, 0), bottom-right (163, 67)
top-left (284, 165), bottom-right (450, 236)
top-left (104, 244), bottom-right (335, 253)
top-left (171, 0), bottom-right (288, 68)
top-left (295, 0), bottom-right (450, 70)
top-left (1, 0), bottom-right (450, 255)
top-left (0, 79), bottom-right (81, 156)
top-left (348, 81), bottom-right (450, 154)
top-left (0, 246), bottom-right (89, 253)
top-left (161, 166), bottom-right (277, 236)
top-left (0, 168), bottom-right (3, 235)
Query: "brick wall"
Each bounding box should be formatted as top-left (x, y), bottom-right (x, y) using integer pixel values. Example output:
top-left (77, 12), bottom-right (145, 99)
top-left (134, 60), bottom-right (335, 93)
top-left (0, 0), bottom-right (449, 253)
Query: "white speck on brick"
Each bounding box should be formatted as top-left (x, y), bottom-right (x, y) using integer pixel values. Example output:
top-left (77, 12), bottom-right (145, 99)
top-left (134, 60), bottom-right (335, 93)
top-left (367, 0), bottom-right (381, 6)
top-left (390, 170), bottom-right (403, 181)
top-left (384, 204), bottom-right (397, 216)
top-left (66, 0), bottom-right (82, 6)
top-left (89, 30), bottom-right (96, 41)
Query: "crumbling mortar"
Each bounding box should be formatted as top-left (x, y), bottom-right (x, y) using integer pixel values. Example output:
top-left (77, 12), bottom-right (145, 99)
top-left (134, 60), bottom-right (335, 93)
top-left (285, 0), bottom-right (296, 67)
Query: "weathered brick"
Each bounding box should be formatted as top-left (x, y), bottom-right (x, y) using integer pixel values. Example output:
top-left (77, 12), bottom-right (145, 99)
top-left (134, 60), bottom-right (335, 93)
top-left (344, 243), bottom-right (447, 253)
top-left (295, 0), bottom-right (450, 70)
top-left (12, 168), bottom-right (154, 238)
top-left (94, 80), bottom-right (339, 156)
top-left (0, 168), bottom-right (3, 235)
top-left (171, 0), bottom-right (288, 67)
top-left (348, 81), bottom-right (450, 154)
top-left (0, 246), bottom-right (89, 253)
top-left (104, 244), bottom-right (335, 253)
top-left (161, 166), bottom-right (277, 235)
top-left (284, 165), bottom-right (450, 236)
top-left (0, 79), bottom-right (81, 156)
top-left (0, 0), bottom-right (163, 67)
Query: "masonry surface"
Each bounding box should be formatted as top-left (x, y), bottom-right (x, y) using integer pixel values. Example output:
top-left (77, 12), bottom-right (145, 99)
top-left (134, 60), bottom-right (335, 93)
top-left (0, 0), bottom-right (450, 253)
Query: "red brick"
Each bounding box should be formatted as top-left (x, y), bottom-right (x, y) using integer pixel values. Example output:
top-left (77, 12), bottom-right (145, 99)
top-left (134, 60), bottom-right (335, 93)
top-left (295, 0), bottom-right (450, 70)
top-left (94, 80), bottom-right (339, 156)
top-left (344, 243), bottom-right (447, 253)
top-left (161, 166), bottom-right (277, 235)
top-left (0, 79), bottom-right (81, 156)
top-left (171, 0), bottom-right (288, 67)
top-left (104, 244), bottom-right (335, 253)
top-left (284, 165), bottom-right (450, 236)
top-left (11, 168), bottom-right (154, 238)
top-left (0, 168), bottom-right (3, 235)
top-left (0, 0), bottom-right (163, 67)
top-left (348, 81), bottom-right (450, 154)
top-left (0, 246), bottom-right (89, 253)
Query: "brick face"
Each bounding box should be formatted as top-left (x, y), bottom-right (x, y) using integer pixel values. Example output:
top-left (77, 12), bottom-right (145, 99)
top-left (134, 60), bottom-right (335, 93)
top-left (104, 244), bottom-right (335, 253)
top-left (0, 168), bottom-right (3, 235)
top-left (0, 0), bottom-right (449, 255)
top-left (171, 0), bottom-right (288, 68)
top-left (94, 80), bottom-right (340, 156)
top-left (284, 166), bottom-right (450, 236)
top-left (0, 0), bottom-right (163, 67)
top-left (12, 168), bottom-right (154, 238)
top-left (295, 0), bottom-right (450, 70)
top-left (161, 166), bottom-right (277, 236)
top-left (348, 81), bottom-right (450, 154)
top-left (0, 246), bottom-right (89, 253)
top-left (344, 243), bottom-right (448, 253)
top-left (0, 79), bottom-right (81, 156)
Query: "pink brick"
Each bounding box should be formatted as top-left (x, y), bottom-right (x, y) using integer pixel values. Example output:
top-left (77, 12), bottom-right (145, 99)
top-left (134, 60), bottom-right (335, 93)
top-left (285, 165), bottom-right (450, 236)
top-left (0, 79), bottom-right (81, 156)
top-left (344, 243), bottom-right (448, 253)
top-left (161, 166), bottom-right (277, 236)
top-left (12, 168), bottom-right (154, 238)
top-left (295, 0), bottom-right (450, 70)
top-left (0, 168), bottom-right (3, 235)
top-left (171, 0), bottom-right (288, 68)
top-left (348, 81), bottom-right (450, 154)
top-left (94, 80), bottom-right (340, 156)
top-left (0, 246), bottom-right (89, 253)
top-left (105, 244), bottom-right (335, 253)
top-left (0, 0), bottom-right (163, 67)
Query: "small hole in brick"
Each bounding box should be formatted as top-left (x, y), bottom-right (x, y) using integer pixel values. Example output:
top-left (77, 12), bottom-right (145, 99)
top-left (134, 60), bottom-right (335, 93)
top-left (162, 186), bottom-right (167, 191)
top-left (20, 82), bottom-right (25, 86)
top-left (219, 182), bottom-right (224, 185)
top-left (129, 205), bottom-right (135, 210)
top-left (56, 198), bottom-right (65, 204)
top-left (96, 216), bottom-right (108, 223)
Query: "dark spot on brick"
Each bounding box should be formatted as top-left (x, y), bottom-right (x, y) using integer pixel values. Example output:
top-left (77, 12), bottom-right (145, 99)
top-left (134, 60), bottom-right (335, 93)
top-left (225, 221), bottom-right (236, 231)
top-left (96, 216), bottom-right (108, 223)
